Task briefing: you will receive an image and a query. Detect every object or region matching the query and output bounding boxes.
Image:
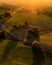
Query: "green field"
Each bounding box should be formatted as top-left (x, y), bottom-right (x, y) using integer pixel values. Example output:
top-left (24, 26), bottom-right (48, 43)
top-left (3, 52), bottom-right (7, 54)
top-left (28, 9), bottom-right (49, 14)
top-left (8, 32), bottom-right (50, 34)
top-left (0, 6), bottom-right (52, 65)
top-left (0, 33), bottom-right (52, 65)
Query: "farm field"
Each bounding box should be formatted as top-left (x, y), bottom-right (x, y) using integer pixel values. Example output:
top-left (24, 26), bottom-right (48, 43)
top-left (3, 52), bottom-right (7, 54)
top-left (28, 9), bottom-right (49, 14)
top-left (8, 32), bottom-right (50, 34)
top-left (0, 32), bottom-right (52, 65)
top-left (0, 5), bottom-right (52, 65)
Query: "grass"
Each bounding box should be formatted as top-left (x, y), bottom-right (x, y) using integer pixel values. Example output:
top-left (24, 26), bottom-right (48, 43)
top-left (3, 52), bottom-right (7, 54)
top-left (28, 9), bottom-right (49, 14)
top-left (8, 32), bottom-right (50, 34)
top-left (0, 33), bottom-right (52, 65)
top-left (40, 32), bottom-right (52, 46)
top-left (0, 8), bottom-right (52, 65)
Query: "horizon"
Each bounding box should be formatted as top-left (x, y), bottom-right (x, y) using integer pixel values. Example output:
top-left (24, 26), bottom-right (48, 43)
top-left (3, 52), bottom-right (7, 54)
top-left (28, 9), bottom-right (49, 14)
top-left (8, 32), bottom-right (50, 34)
top-left (0, 0), bottom-right (52, 10)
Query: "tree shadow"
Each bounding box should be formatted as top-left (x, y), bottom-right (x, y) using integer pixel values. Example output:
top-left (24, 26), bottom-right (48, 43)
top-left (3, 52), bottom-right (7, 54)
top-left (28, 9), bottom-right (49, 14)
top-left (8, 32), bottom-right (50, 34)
top-left (45, 51), bottom-right (52, 60)
top-left (0, 40), bottom-right (18, 64)
top-left (32, 44), bottom-right (45, 65)
top-left (0, 31), bottom-right (6, 42)
top-left (0, 39), bottom-right (4, 42)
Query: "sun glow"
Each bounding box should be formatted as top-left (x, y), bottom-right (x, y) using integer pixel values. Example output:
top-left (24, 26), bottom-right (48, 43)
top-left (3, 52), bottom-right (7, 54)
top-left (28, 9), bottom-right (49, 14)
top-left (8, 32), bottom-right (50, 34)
top-left (0, 0), bottom-right (52, 10)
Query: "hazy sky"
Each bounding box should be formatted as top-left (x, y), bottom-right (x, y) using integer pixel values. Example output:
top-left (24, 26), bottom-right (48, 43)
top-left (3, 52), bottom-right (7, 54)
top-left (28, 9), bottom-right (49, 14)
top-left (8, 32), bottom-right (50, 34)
top-left (0, 0), bottom-right (52, 9)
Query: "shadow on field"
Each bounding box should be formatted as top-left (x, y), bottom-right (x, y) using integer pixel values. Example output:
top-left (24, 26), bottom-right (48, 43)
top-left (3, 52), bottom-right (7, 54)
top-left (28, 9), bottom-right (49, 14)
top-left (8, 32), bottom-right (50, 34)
top-left (32, 45), bottom-right (45, 65)
top-left (45, 51), bottom-right (52, 60)
top-left (0, 39), bottom-right (4, 42)
top-left (0, 40), bottom-right (18, 64)
top-left (0, 36), bottom-right (6, 42)
top-left (0, 31), bottom-right (6, 42)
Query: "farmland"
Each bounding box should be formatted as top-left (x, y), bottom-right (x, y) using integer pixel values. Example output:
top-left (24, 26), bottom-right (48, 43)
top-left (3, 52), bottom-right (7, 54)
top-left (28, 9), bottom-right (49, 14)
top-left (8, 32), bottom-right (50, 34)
top-left (0, 4), bottom-right (52, 65)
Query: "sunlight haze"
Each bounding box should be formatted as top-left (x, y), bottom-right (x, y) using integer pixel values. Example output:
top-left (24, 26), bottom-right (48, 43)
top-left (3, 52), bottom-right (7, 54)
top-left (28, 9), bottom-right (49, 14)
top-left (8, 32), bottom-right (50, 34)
top-left (0, 0), bottom-right (52, 10)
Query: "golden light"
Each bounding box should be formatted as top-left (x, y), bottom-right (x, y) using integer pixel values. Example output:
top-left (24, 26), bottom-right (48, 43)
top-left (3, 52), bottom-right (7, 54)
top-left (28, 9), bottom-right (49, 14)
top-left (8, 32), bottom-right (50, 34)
top-left (0, 0), bottom-right (52, 10)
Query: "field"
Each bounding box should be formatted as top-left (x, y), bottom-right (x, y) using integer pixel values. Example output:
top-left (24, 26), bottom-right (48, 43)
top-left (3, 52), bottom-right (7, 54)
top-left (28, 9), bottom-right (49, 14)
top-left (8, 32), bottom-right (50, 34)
top-left (0, 33), bottom-right (52, 65)
top-left (0, 5), bottom-right (52, 65)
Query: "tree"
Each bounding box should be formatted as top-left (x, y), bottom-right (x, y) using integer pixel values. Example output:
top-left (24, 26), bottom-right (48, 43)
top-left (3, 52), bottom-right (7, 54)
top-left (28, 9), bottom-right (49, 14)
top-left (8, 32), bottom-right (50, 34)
top-left (4, 12), bottom-right (11, 18)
